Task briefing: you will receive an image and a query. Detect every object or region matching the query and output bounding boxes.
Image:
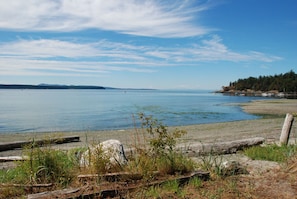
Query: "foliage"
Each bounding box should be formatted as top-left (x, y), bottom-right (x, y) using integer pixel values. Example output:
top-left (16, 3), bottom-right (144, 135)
top-left (198, 153), bottom-right (225, 177)
top-left (139, 113), bottom-right (187, 155)
top-left (135, 113), bottom-right (195, 175)
top-left (0, 142), bottom-right (77, 186)
top-left (227, 70), bottom-right (297, 92)
top-left (244, 144), bottom-right (297, 162)
top-left (188, 176), bottom-right (203, 189)
top-left (142, 180), bottom-right (186, 198)
top-left (84, 143), bottom-right (124, 175)
top-left (126, 113), bottom-right (195, 180)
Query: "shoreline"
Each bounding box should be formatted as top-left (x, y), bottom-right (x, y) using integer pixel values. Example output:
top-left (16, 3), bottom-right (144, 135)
top-left (1, 99), bottom-right (297, 157)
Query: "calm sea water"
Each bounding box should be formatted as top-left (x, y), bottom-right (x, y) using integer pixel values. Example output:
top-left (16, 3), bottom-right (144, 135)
top-left (0, 89), bottom-right (264, 133)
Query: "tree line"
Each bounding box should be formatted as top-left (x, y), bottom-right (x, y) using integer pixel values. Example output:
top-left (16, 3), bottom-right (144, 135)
top-left (225, 70), bottom-right (297, 92)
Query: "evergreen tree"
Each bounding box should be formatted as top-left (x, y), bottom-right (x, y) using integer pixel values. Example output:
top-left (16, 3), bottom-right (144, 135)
top-left (227, 70), bottom-right (297, 92)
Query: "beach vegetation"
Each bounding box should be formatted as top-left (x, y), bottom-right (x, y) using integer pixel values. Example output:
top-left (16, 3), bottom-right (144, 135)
top-left (198, 153), bottom-right (225, 177)
top-left (188, 176), bottom-right (203, 189)
top-left (22, 142), bottom-right (77, 186)
top-left (243, 144), bottom-right (297, 162)
top-left (126, 113), bottom-right (195, 177)
top-left (140, 179), bottom-right (187, 198)
top-left (0, 141), bottom-right (79, 198)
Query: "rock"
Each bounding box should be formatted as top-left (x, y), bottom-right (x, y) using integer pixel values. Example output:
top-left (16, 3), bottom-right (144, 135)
top-left (220, 160), bottom-right (249, 176)
top-left (80, 139), bottom-right (128, 168)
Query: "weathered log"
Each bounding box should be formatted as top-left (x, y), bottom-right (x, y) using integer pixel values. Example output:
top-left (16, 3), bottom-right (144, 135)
top-left (27, 171), bottom-right (209, 199)
top-left (177, 137), bottom-right (265, 156)
top-left (0, 136), bottom-right (80, 152)
top-left (280, 113), bottom-right (294, 145)
top-left (100, 170), bottom-right (210, 198)
top-left (1, 183), bottom-right (52, 188)
top-left (0, 156), bottom-right (28, 162)
top-left (27, 187), bottom-right (83, 199)
top-left (78, 171), bottom-right (159, 182)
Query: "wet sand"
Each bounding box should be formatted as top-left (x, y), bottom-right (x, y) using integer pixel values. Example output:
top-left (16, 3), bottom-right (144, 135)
top-left (1, 98), bottom-right (297, 157)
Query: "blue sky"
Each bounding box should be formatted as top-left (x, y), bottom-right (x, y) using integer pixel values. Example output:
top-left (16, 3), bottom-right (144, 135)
top-left (0, 0), bottom-right (296, 90)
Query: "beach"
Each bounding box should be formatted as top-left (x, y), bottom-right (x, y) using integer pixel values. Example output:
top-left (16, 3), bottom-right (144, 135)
top-left (1, 99), bottom-right (297, 157)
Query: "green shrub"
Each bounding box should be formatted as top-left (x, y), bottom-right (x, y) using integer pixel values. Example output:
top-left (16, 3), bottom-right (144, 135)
top-left (139, 113), bottom-right (187, 156)
top-left (133, 113), bottom-right (195, 176)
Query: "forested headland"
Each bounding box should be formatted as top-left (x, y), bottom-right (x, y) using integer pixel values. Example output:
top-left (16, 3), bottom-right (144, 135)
top-left (219, 70), bottom-right (297, 98)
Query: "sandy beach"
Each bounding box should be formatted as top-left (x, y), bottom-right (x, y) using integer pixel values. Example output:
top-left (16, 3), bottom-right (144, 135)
top-left (1, 98), bottom-right (297, 157)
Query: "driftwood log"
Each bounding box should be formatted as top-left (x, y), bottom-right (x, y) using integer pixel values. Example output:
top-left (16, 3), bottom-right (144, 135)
top-left (78, 172), bottom-right (148, 182)
top-left (0, 183), bottom-right (52, 188)
top-left (177, 137), bottom-right (265, 156)
top-left (0, 136), bottom-right (80, 152)
top-left (0, 156), bottom-right (28, 162)
top-left (27, 170), bottom-right (209, 199)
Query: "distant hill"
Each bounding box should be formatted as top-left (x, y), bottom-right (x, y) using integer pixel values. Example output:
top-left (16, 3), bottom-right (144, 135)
top-left (0, 84), bottom-right (156, 90)
top-left (0, 84), bottom-right (106, 89)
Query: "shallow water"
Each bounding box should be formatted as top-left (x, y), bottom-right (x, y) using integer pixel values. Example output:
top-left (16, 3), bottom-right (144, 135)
top-left (0, 89), bottom-right (263, 133)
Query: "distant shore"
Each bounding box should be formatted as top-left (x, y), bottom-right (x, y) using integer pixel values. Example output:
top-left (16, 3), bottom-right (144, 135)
top-left (216, 89), bottom-right (297, 99)
top-left (1, 98), bottom-right (296, 157)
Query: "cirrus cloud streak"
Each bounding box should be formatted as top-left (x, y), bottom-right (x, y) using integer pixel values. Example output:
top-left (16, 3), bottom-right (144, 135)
top-left (0, 36), bottom-right (282, 77)
top-left (0, 0), bottom-right (212, 38)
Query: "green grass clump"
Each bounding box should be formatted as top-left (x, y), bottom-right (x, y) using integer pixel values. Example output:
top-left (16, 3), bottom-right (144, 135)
top-left (244, 144), bottom-right (297, 162)
top-left (142, 180), bottom-right (186, 198)
top-left (188, 176), bottom-right (203, 189)
top-left (0, 143), bottom-right (79, 198)
top-left (0, 143), bottom-right (78, 187)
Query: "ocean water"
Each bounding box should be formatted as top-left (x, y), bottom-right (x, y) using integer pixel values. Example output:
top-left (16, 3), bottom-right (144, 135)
top-left (0, 89), bottom-right (264, 133)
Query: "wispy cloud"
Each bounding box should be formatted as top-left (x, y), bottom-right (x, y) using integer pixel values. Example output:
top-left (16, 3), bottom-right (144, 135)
top-left (0, 0), bottom-right (212, 38)
top-left (0, 35), bottom-right (282, 77)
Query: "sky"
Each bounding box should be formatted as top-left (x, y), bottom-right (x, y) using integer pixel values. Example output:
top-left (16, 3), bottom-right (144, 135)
top-left (0, 0), bottom-right (296, 90)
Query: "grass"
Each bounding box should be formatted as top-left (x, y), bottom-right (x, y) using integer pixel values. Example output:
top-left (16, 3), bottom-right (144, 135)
top-left (243, 144), bottom-right (297, 162)
top-left (0, 142), bottom-right (80, 198)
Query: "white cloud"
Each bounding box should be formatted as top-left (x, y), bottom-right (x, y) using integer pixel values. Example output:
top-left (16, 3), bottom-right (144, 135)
top-left (145, 35), bottom-right (282, 63)
top-left (0, 39), bottom-right (98, 58)
top-left (0, 36), bottom-right (282, 77)
top-left (0, 0), bottom-right (211, 38)
top-left (0, 57), bottom-right (156, 77)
